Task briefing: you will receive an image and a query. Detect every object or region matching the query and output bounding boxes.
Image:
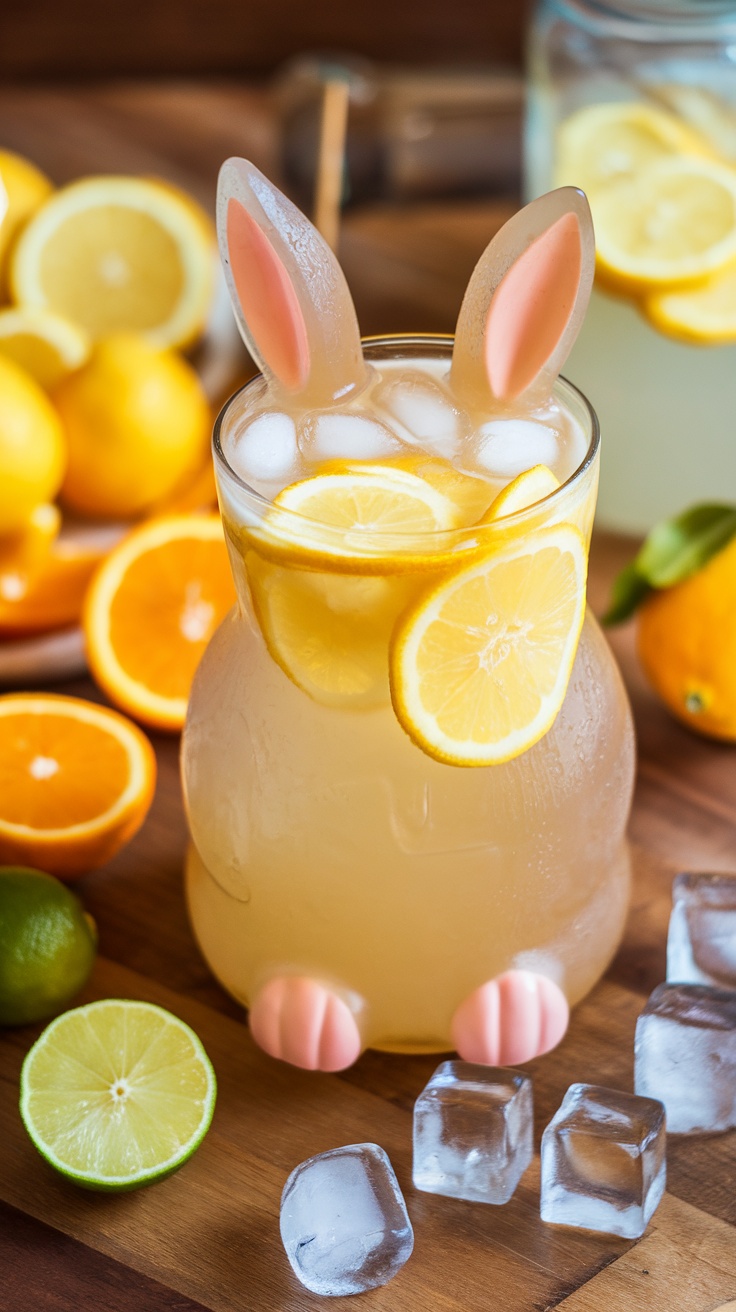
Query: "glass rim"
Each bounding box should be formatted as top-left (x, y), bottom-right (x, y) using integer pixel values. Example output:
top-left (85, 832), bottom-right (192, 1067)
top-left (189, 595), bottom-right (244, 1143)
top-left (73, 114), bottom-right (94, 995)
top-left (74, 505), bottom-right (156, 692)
top-left (212, 333), bottom-right (600, 548)
top-left (546, 0), bottom-right (736, 40)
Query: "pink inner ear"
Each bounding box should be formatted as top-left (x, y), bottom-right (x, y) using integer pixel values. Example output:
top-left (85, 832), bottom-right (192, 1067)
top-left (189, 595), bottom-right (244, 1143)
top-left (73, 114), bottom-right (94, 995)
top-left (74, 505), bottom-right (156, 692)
top-left (226, 198), bottom-right (310, 391)
top-left (484, 212), bottom-right (582, 401)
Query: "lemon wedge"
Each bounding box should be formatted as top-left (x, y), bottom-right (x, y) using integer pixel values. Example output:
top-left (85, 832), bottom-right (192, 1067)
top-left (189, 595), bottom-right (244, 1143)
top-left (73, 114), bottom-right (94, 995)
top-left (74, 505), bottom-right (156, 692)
top-left (10, 176), bottom-right (215, 349)
top-left (248, 552), bottom-right (416, 708)
top-left (249, 464), bottom-right (462, 574)
top-left (644, 261), bottom-right (736, 344)
top-left (555, 101), bottom-right (711, 197)
top-left (390, 524), bottom-right (587, 766)
top-left (0, 307), bottom-right (89, 390)
top-left (593, 156), bottom-right (736, 293)
top-left (480, 465), bottom-right (560, 522)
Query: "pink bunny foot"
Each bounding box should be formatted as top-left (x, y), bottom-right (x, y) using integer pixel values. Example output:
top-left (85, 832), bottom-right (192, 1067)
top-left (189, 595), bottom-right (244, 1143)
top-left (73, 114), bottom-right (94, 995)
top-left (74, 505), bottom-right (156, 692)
top-left (249, 976), bottom-right (363, 1072)
top-left (451, 970), bottom-right (569, 1066)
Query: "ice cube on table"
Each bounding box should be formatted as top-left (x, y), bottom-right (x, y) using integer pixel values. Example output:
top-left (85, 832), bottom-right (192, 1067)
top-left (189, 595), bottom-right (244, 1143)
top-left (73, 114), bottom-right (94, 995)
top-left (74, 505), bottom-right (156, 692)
top-left (300, 412), bottom-right (404, 463)
top-left (279, 1143), bottom-right (414, 1296)
top-left (229, 411), bottom-right (297, 485)
top-left (377, 373), bottom-right (464, 459)
top-left (540, 1083), bottom-right (666, 1239)
top-left (667, 872), bottom-right (736, 988)
top-left (634, 982), bottom-right (736, 1134)
top-left (474, 420), bottom-right (559, 479)
top-left (413, 1061), bottom-right (533, 1205)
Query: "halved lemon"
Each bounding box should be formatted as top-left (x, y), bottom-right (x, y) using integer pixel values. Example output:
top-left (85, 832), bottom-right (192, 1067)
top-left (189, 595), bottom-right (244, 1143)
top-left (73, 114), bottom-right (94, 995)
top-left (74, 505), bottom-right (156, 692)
top-left (248, 464), bottom-right (462, 574)
top-left (0, 693), bottom-right (156, 877)
top-left (0, 150), bottom-right (53, 290)
top-left (555, 101), bottom-right (711, 196)
top-left (390, 524), bottom-right (587, 766)
top-left (10, 176), bottom-right (215, 349)
top-left (0, 307), bottom-right (89, 390)
top-left (644, 261), bottom-right (736, 343)
top-left (593, 156), bottom-right (736, 293)
top-left (480, 465), bottom-right (560, 522)
top-left (20, 999), bottom-right (216, 1191)
top-left (84, 515), bottom-right (236, 731)
top-left (248, 551), bottom-right (416, 709)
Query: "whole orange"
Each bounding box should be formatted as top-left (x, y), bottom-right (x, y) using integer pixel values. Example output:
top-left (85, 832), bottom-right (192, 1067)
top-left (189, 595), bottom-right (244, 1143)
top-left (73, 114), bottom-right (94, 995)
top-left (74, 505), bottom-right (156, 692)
top-left (637, 533), bottom-right (736, 739)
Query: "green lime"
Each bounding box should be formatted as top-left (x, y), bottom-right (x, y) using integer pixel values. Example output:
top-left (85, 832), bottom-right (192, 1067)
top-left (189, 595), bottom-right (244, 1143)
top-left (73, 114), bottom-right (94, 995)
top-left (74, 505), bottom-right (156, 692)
top-left (0, 866), bottom-right (97, 1026)
top-left (20, 998), bottom-right (217, 1190)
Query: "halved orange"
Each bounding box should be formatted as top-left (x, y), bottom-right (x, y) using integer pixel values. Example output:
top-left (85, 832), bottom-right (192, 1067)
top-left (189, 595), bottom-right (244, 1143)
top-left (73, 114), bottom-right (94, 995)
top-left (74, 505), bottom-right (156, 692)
top-left (83, 515), bottom-right (236, 731)
top-left (0, 517), bottom-right (105, 635)
top-left (0, 693), bottom-right (156, 878)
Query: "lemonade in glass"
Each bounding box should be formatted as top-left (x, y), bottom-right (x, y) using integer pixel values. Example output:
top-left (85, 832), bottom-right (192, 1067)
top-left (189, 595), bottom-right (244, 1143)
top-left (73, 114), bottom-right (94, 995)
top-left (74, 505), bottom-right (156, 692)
top-left (181, 162), bottom-right (635, 1071)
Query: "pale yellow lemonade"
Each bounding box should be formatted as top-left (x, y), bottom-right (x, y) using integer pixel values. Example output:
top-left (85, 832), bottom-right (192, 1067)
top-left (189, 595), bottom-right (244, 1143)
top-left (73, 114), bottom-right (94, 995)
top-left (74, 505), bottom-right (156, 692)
top-left (182, 337), bottom-right (634, 1054)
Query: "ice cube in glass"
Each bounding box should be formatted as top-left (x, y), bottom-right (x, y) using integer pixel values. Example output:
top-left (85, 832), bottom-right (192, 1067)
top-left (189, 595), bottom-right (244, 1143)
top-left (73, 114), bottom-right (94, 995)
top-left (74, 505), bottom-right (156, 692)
top-left (667, 872), bottom-right (736, 988)
top-left (635, 981), bottom-right (736, 1134)
top-left (412, 1061), bottom-right (533, 1204)
top-left (540, 1083), bottom-right (666, 1239)
top-left (279, 1142), bottom-right (414, 1296)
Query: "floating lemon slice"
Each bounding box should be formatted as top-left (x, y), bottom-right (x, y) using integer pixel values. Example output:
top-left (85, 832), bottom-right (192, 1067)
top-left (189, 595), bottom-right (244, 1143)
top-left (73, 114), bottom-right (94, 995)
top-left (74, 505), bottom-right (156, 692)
top-left (319, 455), bottom-right (495, 527)
top-left (593, 156), bottom-right (736, 293)
top-left (480, 465), bottom-right (560, 522)
top-left (555, 101), bottom-right (711, 196)
top-left (10, 176), bottom-right (215, 349)
top-left (249, 465), bottom-right (462, 574)
top-left (248, 552), bottom-right (416, 709)
top-left (390, 524), bottom-right (587, 766)
top-left (0, 307), bottom-right (89, 390)
top-left (644, 261), bottom-right (736, 344)
top-left (20, 999), bottom-right (216, 1191)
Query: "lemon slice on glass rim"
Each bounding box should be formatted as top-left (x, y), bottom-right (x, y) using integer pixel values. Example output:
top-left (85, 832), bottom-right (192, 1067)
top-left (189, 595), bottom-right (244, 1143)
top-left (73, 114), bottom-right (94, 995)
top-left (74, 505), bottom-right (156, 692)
top-left (390, 523), bottom-right (587, 766)
top-left (20, 998), bottom-right (217, 1191)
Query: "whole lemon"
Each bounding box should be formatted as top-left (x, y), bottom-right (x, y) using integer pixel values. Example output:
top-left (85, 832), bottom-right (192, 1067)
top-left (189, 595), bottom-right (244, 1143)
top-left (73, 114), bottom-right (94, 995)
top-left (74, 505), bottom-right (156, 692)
top-left (55, 334), bottom-right (211, 520)
top-left (638, 533), bottom-right (736, 739)
top-left (0, 354), bottom-right (67, 533)
top-left (0, 866), bottom-right (97, 1026)
top-left (0, 150), bottom-right (53, 292)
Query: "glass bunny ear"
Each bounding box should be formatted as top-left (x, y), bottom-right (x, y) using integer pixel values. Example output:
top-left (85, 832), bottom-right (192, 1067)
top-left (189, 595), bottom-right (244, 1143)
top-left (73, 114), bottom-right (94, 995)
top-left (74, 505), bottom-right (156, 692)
top-left (451, 188), bottom-right (594, 410)
top-left (217, 158), bottom-right (367, 406)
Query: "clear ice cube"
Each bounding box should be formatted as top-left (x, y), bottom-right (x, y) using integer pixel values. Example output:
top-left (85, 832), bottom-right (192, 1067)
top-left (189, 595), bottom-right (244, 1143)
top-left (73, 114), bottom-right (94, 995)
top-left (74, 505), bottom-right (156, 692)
top-left (635, 982), bottom-right (736, 1134)
top-left (377, 372), bottom-right (464, 459)
top-left (279, 1143), bottom-right (414, 1296)
top-left (667, 872), bottom-right (736, 989)
top-left (540, 1083), bottom-right (666, 1239)
top-left (413, 1061), bottom-right (533, 1204)
top-left (474, 419), bottom-right (560, 478)
top-left (230, 411), bottom-right (297, 485)
top-left (300, 411), bottom-right (404, 463)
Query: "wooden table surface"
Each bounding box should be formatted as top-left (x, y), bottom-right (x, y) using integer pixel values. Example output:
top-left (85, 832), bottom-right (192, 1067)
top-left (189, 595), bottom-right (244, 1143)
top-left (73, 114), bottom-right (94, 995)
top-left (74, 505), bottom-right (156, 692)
top-left (1, 82), bottom-right (735, 1312)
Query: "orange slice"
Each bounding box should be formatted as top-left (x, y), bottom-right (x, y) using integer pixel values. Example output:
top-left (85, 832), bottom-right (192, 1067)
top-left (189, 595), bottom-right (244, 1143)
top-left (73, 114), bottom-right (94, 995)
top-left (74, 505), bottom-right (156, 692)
top-left (83, 515), bottom-right (236, 731)
top-left (0, 693), bottom-right (156, 878)
top-left (0, 521), bottom-right (105, 636)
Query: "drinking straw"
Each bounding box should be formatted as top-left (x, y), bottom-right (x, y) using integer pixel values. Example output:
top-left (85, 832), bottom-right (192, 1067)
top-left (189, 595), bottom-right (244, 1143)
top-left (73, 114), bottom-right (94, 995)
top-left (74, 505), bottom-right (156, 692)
top-left (313, 78), bottom-right (350, 250)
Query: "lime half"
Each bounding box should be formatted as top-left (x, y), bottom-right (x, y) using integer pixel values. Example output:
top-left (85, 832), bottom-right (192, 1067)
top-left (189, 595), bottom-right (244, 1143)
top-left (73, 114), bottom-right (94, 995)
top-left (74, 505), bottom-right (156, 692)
top-left (20, 998), bottom-right (217, 1190)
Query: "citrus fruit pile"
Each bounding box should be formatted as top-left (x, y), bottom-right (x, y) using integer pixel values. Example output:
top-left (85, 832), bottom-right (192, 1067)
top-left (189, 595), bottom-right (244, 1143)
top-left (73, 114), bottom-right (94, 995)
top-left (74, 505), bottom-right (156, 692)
top-left (239, 457), bottom-right (588, 766)
top-left (0, 148), bottom-right (218, 639)
top-left (555, 100), bottom-right (736, 344)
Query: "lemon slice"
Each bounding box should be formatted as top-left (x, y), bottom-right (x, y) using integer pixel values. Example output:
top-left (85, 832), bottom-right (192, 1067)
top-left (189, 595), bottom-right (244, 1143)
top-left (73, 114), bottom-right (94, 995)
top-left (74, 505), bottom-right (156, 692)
top-left (10, 176), bottom-right (215, 349)
top-left (248, 552), bottom-right (416, 708)
top-left (0, 307), bottom-right (89, 389)
top-left (249, 465), bottom-right (462, 574)
top-left (319, 455), bottom-right (495, 527)
top-left (593, 156), bottom-right (736, 293)
top-left (480, 465), bottom-right (560, 522)
top-left (390, 524), bottom-right (587, 766)
top-left (20, 999), bottom-right (216, 1191)
top-left (644, 262), bottom-right (736, 343)
top-left (555, 101), bottom-right (711, 196)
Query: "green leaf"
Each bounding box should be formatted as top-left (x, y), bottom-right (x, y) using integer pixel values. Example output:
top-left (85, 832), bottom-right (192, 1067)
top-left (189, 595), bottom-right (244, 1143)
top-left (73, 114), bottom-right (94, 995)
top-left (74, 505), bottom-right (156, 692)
top-left (635, 503), bottom-right (736, 588)
top-left (602, 502), bottom-right (736, 626)
top-left (601, 562), bottom-right (652, 626)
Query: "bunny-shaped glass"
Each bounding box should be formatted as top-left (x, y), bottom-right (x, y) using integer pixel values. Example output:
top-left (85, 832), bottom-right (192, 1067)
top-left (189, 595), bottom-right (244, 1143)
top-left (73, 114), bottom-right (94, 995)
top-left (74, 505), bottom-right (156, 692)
top-left (181, 164), bottom-right (635, 1072)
